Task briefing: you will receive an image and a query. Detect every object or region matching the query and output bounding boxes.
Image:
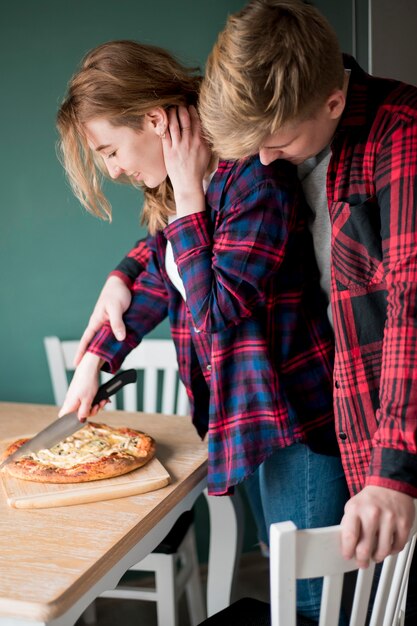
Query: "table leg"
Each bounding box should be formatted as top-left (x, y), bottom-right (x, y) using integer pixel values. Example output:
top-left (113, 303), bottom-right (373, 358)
top-left (204, 487), bottom-right (244, 616)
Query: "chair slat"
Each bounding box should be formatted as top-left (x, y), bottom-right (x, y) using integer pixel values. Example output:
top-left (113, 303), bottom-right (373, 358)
top-left (270, 521), bottom-right (297, 626)
top-left (319, 573), bottom-right (344, 626)
top-left (382, 536), bottom-right (416, 626)
top-left (99, 370), bottom-right (116, 410)
top-left (177, 382), bottom-right (189, 416)
top-left (123, 384), bottom-right (137, 411)
top-left (161, 369), bottom-right (176, 415)
top-left (143, 367), bottom-right (158, 413)
top-left (369, 555), bottom-right (397, 626)
top-left (349, 565), bottom-right (375, 626)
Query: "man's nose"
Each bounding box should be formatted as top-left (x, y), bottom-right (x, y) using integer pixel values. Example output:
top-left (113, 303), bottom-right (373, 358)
top-left (259, 149), bottom-right (280, 166)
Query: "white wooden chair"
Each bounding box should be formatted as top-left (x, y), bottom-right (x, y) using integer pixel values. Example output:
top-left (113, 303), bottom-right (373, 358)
top-left (270, 499), bottom-right (417, 626)
top-left (44, 335), bottom-right (206, 626)
top-left (198, 500), bottom-right (417, 626)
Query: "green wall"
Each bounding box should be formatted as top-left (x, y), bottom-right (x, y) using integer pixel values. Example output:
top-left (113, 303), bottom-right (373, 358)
top-left (312, 0), bottom-right (369, 69)
top-left (0, 0), bottom-right (364, 405)
top-left (0, 0), bottom-right (246, 404)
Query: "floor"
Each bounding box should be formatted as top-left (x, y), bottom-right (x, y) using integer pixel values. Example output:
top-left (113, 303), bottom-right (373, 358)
top-left (76, 550), bottom-right (269, 626)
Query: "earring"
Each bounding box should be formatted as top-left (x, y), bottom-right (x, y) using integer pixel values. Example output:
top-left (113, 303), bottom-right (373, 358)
top-left (159, 127), bottom-right (167, 139)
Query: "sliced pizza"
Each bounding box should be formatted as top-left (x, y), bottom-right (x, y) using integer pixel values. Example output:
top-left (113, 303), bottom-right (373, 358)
top-left (1, 422), bottom-right (155, 483)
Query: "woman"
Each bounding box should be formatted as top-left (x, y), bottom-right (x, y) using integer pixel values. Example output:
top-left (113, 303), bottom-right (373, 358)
top-left (57, 40), bottom-right (348, 621)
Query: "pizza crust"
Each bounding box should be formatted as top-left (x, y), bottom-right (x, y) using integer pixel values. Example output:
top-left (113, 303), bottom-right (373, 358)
top-left (1, 422), bottom-right (156, 483)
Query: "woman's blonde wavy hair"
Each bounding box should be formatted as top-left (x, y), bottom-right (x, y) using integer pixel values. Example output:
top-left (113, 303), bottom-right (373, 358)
top-left (199, 0), bottom-right (344, 159)
top-left (57, 40), bottom-right (201, 234)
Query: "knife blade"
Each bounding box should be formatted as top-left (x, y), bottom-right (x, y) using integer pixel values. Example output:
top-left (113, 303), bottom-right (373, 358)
top-left (0, 368), bottom-right (137, 470)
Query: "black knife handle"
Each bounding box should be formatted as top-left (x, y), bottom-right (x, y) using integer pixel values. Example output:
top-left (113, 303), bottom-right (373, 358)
top-left (92, 369), bottom-right (137, 405)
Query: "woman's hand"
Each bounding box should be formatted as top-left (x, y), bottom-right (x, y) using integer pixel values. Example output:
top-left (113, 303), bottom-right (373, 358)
top-left (162, 105), bottom-right (211, 217)
top-left (74, 275), bottom-right (132, 367)
top-left (58, 352), bottom-right (105, 421)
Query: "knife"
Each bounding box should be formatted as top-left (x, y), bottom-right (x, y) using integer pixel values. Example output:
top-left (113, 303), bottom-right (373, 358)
top-left (0, 368), bottom-right (137, 470)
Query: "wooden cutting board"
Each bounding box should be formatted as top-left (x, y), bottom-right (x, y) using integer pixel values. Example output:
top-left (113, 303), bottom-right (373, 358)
top-left (0, 454), bottom-right (170, 509)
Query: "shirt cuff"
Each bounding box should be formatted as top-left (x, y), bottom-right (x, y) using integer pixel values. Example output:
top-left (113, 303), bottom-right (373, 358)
top-left (366, 446), bottom-right (417, 498)
top-left (108, 270), bottom-right (134, 289)
top-left (163, 211), bottom-right (211, 260)
top-left (88, 328), bottom-right (137, 374)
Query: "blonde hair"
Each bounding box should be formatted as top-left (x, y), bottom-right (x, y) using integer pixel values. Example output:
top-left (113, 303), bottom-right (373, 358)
top-left (57, 40), bottom-right (201, 234)
top-left (199, 0), bottom-right (344, 159)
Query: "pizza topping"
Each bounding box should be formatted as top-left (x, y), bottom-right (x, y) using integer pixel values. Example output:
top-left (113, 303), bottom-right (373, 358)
top-left (24, 424), bottom-right (146, 469)
top-left (1, 422), bottom-right (156, 484)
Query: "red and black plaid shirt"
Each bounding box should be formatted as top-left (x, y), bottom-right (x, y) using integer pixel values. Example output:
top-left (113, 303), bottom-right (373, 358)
top-left (329, 56), bottom-right (417, 497)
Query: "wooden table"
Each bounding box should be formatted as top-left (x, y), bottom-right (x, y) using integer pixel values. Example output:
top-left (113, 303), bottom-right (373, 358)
top-left (0, 403), bottom-right (243, 626)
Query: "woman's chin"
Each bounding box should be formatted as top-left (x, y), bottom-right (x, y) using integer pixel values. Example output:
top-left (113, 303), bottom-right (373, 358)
top-left (142, 170), bottom-right (168, 189)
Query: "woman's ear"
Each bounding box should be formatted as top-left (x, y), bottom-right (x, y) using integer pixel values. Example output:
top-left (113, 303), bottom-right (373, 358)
top-left (145, 107), bottom-right (169, 137)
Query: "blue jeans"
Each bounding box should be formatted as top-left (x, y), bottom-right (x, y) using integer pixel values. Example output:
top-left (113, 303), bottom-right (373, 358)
top-left (243, 443), bottom-right (349, 621)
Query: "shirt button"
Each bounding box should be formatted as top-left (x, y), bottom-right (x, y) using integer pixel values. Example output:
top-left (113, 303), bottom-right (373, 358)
top-left (193, 326), bottom-right (201, 333)
top-left (334, 380), bottom-right (340, 389)
top-left (206, 364), bottom-right (212, 372)
top-left (339, 432), bottom-right (347, 441)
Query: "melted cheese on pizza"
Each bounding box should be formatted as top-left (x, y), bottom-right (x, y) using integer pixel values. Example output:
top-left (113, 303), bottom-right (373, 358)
top-left (25, 425), bottom-right (141, 469)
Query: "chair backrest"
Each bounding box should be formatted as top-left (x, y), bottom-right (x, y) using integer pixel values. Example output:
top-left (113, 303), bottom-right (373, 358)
top-left (44, 336), bottom-right (189, 416)
top-left (270, 499), bottom-right (417, 626)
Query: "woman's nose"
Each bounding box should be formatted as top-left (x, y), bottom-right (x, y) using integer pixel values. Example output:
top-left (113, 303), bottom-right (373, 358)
top-left (105, 160), bottom-right (122, 179)
top-left (109, 164), bottom-right (122, 179)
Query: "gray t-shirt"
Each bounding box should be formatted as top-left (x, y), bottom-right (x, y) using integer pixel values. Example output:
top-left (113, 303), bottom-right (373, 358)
top-left (297, 147), bottom-right (333, 326)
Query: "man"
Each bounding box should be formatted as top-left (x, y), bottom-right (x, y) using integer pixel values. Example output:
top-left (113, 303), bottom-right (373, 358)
top-left (198, 0), bottom-right (417, 619)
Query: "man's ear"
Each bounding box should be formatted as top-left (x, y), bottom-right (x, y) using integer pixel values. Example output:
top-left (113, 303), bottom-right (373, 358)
top-left (145, 107), bottom-right (169, 136)
top-left (326, 89), bottom-right (346, 120)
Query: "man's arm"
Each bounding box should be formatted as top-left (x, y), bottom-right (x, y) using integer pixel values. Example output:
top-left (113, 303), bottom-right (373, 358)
top-left (341, 110), bottom-right (417, 567)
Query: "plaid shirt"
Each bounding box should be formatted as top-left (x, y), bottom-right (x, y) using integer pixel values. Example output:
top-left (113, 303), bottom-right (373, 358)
top-left (110, 238), bottom-right (151, 287)
top-left (91, 156), bottom-right (338, 495)
top-left (329, 56), bottom-right (417, 497)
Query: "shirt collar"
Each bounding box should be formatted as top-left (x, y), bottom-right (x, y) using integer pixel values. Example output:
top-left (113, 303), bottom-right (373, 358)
top-left (334, 53), bottom-right (371, 138)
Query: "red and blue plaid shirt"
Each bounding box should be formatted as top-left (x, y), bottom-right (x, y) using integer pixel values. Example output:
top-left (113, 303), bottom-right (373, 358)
top-left (91, 156), bottom-right (338, 495)
top-left (329, 56), bottom-right (417, 497)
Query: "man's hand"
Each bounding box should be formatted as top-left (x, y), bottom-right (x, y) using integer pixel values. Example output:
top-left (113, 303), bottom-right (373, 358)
top-left (74, 276), bottom-right (132, 367)
top-left (340, 485), bottom-right (415, 568)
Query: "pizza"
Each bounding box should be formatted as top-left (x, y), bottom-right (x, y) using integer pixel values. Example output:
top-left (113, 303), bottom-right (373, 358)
top-left (1, 422), bottom-right (155, 483)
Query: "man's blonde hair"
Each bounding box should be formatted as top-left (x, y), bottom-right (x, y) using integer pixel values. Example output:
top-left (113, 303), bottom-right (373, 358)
top-left (199, 0), bottom-right (344, 159)
top-left (57, 40), bottom-right (201, 235)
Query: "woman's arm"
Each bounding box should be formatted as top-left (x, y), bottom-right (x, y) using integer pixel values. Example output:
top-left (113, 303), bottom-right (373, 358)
top-left (63, 246), bottom-right (169, 419)
top-left (109, 237), bottom-right (152, 288)
top-left (74, 238), bottom-right (151, 365)
top-left (87, 247), bottom-right (170, 374)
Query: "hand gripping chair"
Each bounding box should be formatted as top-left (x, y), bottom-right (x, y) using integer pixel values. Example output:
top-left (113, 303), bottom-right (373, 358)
top-left (198, 499), bottom-right (417, 626)
top-left (44, 336), bottom-right (206, 626)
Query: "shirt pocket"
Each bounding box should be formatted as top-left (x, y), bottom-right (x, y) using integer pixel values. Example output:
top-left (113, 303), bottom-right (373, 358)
top-left (331, 197), bottom-right (384, 290)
